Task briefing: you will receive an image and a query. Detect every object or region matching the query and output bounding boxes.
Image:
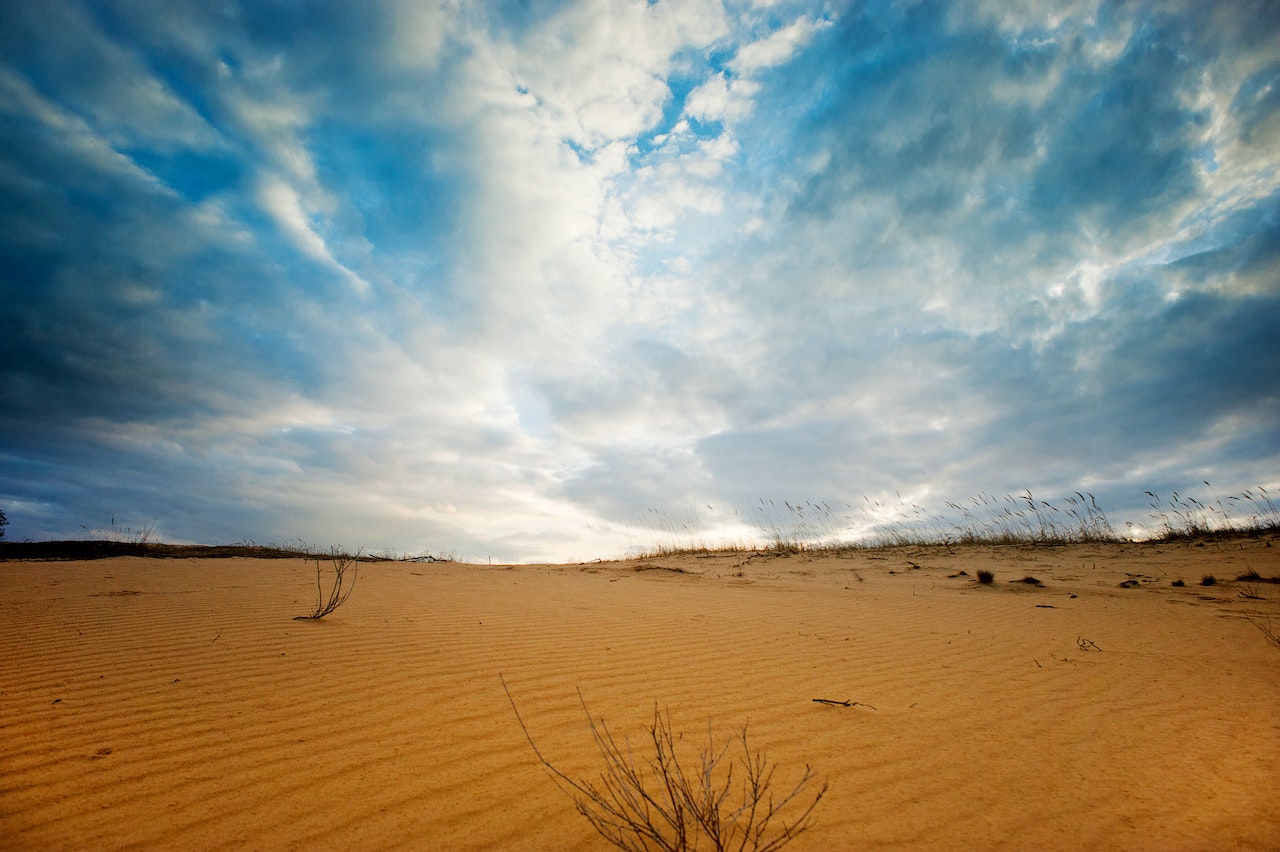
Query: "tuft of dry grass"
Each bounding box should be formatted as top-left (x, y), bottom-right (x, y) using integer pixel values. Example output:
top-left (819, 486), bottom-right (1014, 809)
top-left (1237, 583), bottom-right (1265, 601)
top-left (1235, 571), bottom-right (1280, 584)
top-left (1250, 616), bottom-right (1280, 650)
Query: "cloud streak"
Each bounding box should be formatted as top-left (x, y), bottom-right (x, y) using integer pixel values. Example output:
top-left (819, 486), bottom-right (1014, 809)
top-left (1, 1), bottom-right (1277, 560)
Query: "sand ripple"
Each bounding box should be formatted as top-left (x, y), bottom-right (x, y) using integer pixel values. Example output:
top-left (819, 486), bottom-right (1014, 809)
top-left (2, 543), bottom-right (1277, 849)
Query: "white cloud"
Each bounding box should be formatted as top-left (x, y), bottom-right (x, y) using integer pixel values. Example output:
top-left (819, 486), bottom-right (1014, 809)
top-left (385, 0), bottom-right (453, 71)
top-left (730, 14), bottom-right (829, 75)
top-left (685, 12), bottom-right (827, 124)
top-left (256, 175), bottom-right (370, 293)
top-left (0, 68), bottom-right (179, 197)
top-left (2, 0), bottom-right (224, 154)
top-left (686, 73), bottom-right (762, 123)
top-left (257, 177), bottom-right (329, 260)
top-left (494, 0), bottom-right (729, 148)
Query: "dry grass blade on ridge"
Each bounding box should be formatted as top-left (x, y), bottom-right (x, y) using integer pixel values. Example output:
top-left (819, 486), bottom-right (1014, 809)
top-left (500, 676), bottom-right (827, 852)
top-left (630, 484), bottom-right (1280, 556)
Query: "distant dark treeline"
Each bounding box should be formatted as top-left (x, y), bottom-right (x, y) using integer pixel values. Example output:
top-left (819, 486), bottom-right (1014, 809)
top-left (0, 541), bottom-right (318, 561)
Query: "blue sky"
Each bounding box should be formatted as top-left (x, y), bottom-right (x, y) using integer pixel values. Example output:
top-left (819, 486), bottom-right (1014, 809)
top-left (2, 0), bottom-right (1278, 561)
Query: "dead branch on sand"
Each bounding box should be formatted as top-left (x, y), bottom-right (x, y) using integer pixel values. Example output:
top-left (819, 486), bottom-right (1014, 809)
top-left (811, 698), bottom-right (877, 710)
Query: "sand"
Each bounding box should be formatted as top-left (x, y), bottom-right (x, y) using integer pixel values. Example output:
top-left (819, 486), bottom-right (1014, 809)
top-left (2, 536), bottom-right (1278, 850)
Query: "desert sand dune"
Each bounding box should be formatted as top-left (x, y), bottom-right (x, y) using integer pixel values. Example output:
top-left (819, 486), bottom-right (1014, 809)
top-left (2, 537), bottom-right (1277, 850)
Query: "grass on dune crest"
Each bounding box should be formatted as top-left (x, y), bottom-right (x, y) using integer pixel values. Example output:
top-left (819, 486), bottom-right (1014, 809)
top-left (630, 484), bottom-right (1280, 559)
top-left (0, 538), bottom-right (454, 563)
top-left (2, 484), bottom-right (1276, 564)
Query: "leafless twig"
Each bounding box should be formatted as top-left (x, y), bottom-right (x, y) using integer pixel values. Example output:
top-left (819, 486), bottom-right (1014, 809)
top-left (811, 698), bottom-right (876, 710)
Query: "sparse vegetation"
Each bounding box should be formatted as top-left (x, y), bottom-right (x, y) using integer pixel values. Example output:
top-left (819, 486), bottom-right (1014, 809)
top-left (1237, 583), bottom-right (1265, 600)
top-left (75, 516), bottom-right (157, 545)
top-left (294, 548), bottom-right (360, 620)
top-left (1144, 484), bottom-right (1280, 539)
top-left (1236, 571), bottom-right (1280, 584)
top-left (1201, 575), bottom-right (1217, 587)
top-left (976, 569), bottom-right (995, 585)
top-left (501, 678), bottom-right (827, 852)
top-left (118, 519), bottom-right (156, 545)
top-left (1251, 616), bottom-right (1280, 650)
top-left (630, 484), bottom-right (1279, 557)
top-left (0, 507), bottom-right (7, 539)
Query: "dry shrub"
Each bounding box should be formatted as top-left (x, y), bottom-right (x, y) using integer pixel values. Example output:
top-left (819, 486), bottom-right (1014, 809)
top-left (294, 548), bottom-right (359, 619)
top-left (501, 677), bottom-right (827, 852)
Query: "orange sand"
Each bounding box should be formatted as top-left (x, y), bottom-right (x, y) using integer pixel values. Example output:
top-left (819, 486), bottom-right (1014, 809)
top-left (2, 538), bottom-right (1278, 850)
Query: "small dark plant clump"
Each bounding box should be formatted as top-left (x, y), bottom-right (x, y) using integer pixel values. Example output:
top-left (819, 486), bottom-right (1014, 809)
top-left (1236, 571), bottom-right (1280, 584)
top-left (976, 569), bottom-right (995, 585)
top-left (1171, 579), bottom-right (1185, 587)
top-left (1200, 575), bottom-right (1217, 587)
top-left (1013, 575), bottom-right (1043, 586)
top-left (295, 548), bottom-right (360, 620)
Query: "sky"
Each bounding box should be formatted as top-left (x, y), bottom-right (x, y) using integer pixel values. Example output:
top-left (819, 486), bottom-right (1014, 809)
top-left (2, 0), bottom-right (1278, 562)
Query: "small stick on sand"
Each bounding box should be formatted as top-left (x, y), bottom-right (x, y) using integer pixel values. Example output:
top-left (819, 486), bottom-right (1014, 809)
top-left (812, 698), bottom-right (877, 710)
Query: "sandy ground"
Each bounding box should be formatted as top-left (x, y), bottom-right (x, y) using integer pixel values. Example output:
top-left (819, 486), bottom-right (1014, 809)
top-left (2, 536), bottom-right (1278, 850)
